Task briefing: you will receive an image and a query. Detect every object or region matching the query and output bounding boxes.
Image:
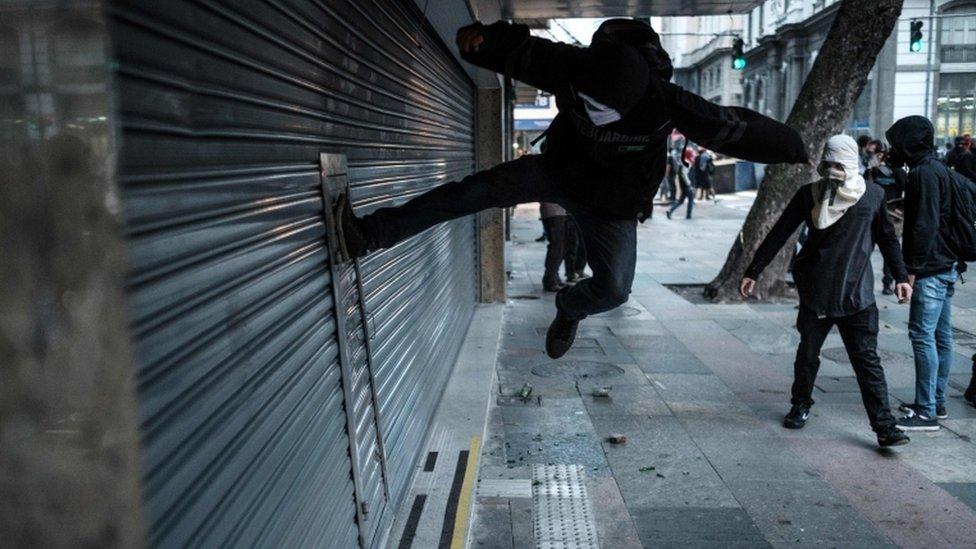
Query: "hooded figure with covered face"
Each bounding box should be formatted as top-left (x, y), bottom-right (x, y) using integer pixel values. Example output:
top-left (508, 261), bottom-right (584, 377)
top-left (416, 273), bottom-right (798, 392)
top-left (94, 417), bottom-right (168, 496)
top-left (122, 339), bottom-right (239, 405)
top-left (740, 134), bottom-right (912, 447)
top-left (886, 116), bottom-right (961, 431)
top-left (334, 18), bottom-right (809, 359)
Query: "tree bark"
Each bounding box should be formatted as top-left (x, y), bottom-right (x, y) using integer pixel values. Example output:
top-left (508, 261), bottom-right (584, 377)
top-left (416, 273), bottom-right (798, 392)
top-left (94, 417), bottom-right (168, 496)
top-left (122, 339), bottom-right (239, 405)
top-left (704, 0), bottom-right (904, 302)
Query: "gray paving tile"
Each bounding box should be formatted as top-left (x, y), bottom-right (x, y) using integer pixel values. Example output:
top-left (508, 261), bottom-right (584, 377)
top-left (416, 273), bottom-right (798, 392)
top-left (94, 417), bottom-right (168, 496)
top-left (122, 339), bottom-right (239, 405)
top-left (726, 479), bottom-right (890, 545)
top-left (469, 498), bottom-right (513, 549)
top-left (939, 482), bottom-right (976, 514)
top-left (579, 384), bottom-right (672, 417)
top-left (646, 373), bottom-right (738, 402)
top-left (630, 507), bottom-right (769, 546)
top-left (632, 351), bottom-right (713, 374)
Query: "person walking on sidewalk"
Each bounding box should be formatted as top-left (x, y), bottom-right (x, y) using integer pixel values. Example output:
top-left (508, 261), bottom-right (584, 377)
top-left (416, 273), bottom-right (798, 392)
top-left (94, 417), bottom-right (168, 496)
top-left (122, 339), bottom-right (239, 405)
top-left (694, 147), bottom-right (716, 201)
top-left (886, 117), bottom-right (961, 432)
top-left (335, 18), bottom-right (808, 359)
top-left (540, 202), bottom-right (570, 292)
top-left (667, 145), bottom-right (697, 219)
top-left (740, 135), bottom-right (912, 448)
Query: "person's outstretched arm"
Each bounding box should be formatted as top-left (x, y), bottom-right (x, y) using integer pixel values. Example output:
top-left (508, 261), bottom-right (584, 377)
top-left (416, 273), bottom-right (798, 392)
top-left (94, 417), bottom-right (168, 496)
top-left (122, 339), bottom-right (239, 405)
top-left (740, 188), bottom-right (809, 296)
top-left (665, 83), bottom-right (808, 165)
top-left (456, 21), bottom-right (584, 94)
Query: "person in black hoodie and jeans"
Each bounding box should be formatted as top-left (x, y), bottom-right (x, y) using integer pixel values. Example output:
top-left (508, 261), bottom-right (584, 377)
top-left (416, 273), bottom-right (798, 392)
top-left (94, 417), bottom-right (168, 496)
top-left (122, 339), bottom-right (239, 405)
top-left (886, 116), bottom-right (960, 431)
top-left (740, 135), bottom-right (911, 447)
top-left (334, 18), bottom-right (809, 359)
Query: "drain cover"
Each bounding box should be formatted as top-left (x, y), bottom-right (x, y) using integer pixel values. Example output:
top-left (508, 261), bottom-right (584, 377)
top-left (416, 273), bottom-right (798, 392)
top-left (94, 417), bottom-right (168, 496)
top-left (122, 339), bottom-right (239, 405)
top-left (531, 361), bottom-right (624, 379)
top-left (593, 306), bottom-right (641, 318)
top-left (821, 347), bottom-right (911, 364)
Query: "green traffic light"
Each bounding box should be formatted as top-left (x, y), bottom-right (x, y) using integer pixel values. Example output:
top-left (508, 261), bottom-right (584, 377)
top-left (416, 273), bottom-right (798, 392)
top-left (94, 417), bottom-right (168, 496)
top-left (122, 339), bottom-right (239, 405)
top-left (733, 58), bottom-right (747, 70)
top-left (910, 41), bottom-right (923, 52)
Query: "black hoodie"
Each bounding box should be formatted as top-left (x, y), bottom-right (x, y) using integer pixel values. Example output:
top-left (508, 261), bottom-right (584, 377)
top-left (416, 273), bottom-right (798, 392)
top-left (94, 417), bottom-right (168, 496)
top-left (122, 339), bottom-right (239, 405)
top-left (886, 116), bottom-right (957, 277)
top-left (459, 21), bottom-right (808, 218)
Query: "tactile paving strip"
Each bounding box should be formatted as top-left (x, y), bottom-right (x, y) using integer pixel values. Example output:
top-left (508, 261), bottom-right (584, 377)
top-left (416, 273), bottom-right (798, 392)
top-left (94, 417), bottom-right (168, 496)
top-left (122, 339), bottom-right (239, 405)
top-left (531, 464), bottom-right (600, 548)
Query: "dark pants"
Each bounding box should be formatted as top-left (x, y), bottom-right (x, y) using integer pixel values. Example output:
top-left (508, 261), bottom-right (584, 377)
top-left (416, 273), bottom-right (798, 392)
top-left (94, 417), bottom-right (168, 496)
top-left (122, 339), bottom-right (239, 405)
top-left (668, 181), bottom-right (694, 218)
top-left (362, 155), bottom-right (637, 321)
top-left (542, 216), bottom-right (567, 285)
top-left (792, 304), bottom-right (896, 432)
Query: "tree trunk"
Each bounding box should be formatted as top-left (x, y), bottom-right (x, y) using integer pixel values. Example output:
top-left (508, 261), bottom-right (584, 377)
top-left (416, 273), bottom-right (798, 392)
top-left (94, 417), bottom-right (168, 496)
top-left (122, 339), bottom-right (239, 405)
top-left (704, 0), bottom-right (904, 302)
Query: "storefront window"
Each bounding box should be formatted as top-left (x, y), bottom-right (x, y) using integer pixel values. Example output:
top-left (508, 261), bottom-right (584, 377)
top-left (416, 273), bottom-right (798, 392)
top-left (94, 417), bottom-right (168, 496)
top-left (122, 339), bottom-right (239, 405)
top-left (935, 73), bottom-right (976, 144)
top-left (940, 6), bottom-right (976, 64)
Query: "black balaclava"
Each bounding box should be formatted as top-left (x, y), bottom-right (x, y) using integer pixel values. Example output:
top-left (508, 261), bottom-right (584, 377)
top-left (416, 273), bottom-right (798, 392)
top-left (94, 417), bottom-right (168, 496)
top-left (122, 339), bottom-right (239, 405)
top-left (591, 18), bottom-right (673, 82)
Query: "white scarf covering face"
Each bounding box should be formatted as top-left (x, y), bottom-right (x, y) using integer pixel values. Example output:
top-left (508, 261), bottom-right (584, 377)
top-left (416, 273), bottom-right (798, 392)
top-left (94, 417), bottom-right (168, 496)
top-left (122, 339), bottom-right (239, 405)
top-left (811, 134), bottom-right (866, 229)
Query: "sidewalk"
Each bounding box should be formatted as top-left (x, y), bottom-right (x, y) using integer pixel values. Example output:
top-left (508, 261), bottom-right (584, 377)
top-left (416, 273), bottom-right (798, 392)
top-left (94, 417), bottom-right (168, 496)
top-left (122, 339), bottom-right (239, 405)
top-left (469, 195), bottom-right (976, 548)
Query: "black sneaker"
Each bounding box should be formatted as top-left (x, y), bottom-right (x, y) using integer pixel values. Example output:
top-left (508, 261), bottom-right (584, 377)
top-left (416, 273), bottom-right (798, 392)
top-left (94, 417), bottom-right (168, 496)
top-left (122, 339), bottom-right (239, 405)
top-left (900, 402), bottom-right (947, 420)
top-left (877, 426), bottom-right (910, 447)
top-left (666, 209), bottom-right (672, 220)
top-left (896, 414), bottom-right (939, 431)
top-left (783, 404), bottom-right (811, 429)
top-left (334, 194), bottom-right (369, 261)
top-left (545, 309), bottom-right (579, 359)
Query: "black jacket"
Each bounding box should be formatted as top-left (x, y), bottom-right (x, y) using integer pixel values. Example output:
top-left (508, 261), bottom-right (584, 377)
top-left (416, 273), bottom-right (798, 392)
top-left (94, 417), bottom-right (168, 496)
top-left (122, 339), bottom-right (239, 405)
top-left (886, 116), bottom-right (957, 278)
top-left (745, 183), bottom-right (908, 318)
top-left (460, 21), bottom-right (808, 218)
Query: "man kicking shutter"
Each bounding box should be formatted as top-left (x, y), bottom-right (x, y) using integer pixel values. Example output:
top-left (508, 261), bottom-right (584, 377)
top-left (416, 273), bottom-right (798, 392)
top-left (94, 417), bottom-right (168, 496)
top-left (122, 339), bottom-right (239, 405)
top-left (335, 19), bottom-right (809, 359)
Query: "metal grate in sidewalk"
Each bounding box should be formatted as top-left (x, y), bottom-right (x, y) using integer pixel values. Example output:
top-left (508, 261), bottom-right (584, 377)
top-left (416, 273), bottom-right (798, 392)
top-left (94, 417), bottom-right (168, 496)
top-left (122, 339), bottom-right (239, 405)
top-left (531, 464), bottom-right (600, 549)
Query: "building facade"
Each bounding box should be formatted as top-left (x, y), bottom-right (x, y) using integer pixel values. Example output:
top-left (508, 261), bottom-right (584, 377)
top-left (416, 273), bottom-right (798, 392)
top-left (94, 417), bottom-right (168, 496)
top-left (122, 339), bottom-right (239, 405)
top-left (659, 15), bottom-right (746, 105)
top-left (740, 0), bottom-right (976, 144)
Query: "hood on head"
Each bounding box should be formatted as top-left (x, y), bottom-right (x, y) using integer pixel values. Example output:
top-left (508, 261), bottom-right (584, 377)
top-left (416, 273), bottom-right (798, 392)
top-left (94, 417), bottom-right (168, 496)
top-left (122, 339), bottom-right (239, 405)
top-left (821, 134), bottom-right (861, 178)
top-left (591, 18), bottom-right (673, 81)
top-left (885, 116), bottom-right (935, 166)
top-left (581, 40), bottom-right (650, 116)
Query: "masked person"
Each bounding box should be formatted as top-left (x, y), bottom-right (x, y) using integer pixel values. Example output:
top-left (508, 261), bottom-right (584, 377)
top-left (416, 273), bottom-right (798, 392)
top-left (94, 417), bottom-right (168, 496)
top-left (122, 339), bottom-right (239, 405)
top-left (887, 117), bottom-right (961, 431)
top-left (740, 135), bottom-right (912, 448)
top-left (336, 18), bottom-right (809, 359)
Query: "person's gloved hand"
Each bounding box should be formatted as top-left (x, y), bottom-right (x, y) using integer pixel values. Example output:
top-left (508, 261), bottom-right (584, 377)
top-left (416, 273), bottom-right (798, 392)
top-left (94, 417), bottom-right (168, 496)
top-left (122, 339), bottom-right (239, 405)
top-left (456, 23), bottom-right (485, 53)
top-left (895, 282), bottom-right (913, 304)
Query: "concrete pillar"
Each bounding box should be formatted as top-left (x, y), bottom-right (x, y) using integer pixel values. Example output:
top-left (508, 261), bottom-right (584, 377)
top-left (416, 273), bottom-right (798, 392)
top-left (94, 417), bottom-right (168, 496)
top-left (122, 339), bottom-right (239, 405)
top-left (475, 87), bottom-right (506, 303)
top-left (0, 2), bottom-right (145, 546)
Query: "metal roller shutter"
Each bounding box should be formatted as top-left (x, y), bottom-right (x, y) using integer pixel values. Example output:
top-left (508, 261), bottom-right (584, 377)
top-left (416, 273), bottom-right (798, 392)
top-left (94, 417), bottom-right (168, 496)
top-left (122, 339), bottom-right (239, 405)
top-left (109, 0), bottom-right (476, 546)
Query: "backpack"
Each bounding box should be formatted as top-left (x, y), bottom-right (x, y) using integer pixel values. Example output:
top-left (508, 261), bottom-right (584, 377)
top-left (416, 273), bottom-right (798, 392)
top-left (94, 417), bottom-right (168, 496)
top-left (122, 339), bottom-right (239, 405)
top-left (945, 169), bottom-right (976, 262)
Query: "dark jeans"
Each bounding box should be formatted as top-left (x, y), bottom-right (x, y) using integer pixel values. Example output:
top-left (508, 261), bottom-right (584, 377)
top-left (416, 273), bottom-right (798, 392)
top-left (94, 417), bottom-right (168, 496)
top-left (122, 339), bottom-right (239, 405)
top-left (793, 304), bottom-right (896, 432)
top-left (542, 216), bottom-right (567, 285)
top-left (362, 155), bottom-right (637, 321)
top-left (668, 182), bottom-right (694, 218)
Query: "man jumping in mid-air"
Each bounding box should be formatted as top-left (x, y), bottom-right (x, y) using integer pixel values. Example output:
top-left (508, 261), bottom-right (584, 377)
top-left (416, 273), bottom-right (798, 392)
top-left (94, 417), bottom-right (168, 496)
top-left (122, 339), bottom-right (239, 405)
top-left (336, 19), bottom-right (810, 359)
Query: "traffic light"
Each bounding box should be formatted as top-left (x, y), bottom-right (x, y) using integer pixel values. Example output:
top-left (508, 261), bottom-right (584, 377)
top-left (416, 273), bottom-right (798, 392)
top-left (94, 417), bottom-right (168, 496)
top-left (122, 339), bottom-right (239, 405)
top-left (732, 38), bottom-right (746, 70)
top-left (910, 20), bottom-right (924, 53)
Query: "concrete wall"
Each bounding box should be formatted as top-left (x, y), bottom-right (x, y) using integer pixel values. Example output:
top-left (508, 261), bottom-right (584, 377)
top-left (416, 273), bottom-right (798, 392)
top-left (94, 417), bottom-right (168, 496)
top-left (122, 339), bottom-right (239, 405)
top-left (0, 1), bottom-right (145, 546)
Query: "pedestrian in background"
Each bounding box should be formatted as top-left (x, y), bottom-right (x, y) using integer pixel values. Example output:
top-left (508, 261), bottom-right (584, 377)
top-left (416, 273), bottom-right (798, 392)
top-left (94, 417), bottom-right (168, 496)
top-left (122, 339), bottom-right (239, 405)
top-left (667, 145), bottom-right (696, 219)
top-left (866, 143), bottom-right (907, 295)
top-left (886, 117), bottom-right (959, 432)
top-left (947, 135), bottom-right (976, 182)
top-left (540, 202), bottom-right (570, 292)
top-left (695, 146), bottom-right (715, 201)
top-left (740, 134), bottom-right (911, 448)
top-left (564, 218), bottom-right (588, 284)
